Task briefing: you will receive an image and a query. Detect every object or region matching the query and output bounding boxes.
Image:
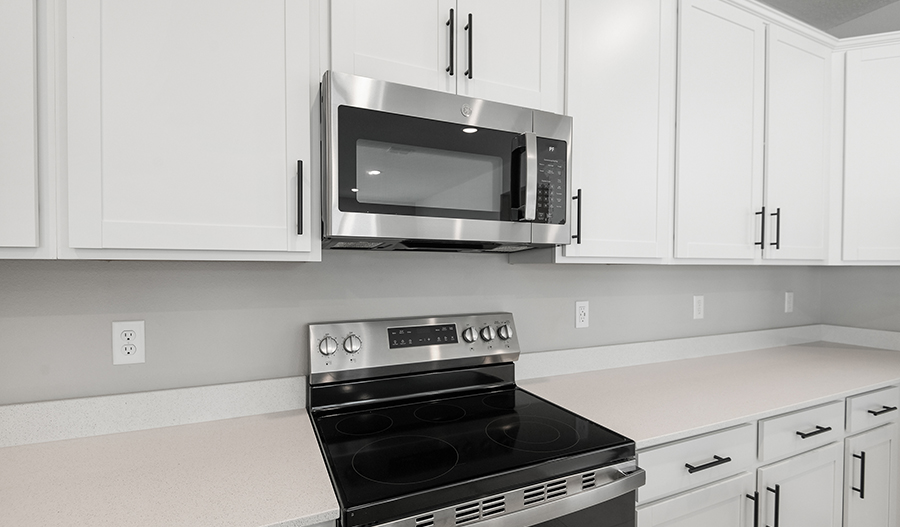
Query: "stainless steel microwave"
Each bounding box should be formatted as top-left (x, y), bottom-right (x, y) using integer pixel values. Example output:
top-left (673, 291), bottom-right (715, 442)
top-left (321, 71), bottom-right (573, 253)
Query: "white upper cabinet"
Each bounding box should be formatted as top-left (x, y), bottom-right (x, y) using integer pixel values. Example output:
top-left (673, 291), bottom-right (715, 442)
top-left (329, 0), bottom-right (564, 113)
top-left (674, 0), bottom-right (766, 260)
top-left (0, 0), bottom-right (39, 250)
top-left (560, 0), bottom-right (674, 261)
top-left (844, 42), bottom-right (900, 262)
top-left (64, 0), bottom-right (318, 260)
top-left (330, 0), bottom-right (456, 94)
top-left (764, 25), bottom-right (830, 261)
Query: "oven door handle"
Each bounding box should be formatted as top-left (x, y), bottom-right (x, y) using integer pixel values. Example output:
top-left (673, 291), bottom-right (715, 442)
top-left (521, 132), bottom-right (538, 222)
top-left (469, 464), bottom-right (646, 527)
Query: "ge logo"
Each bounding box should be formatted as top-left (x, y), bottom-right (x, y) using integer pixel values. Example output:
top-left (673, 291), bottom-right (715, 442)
top-left (549, 146), bottom-right (555, 152)
top-left (461, 104), bottom-right (473, 117)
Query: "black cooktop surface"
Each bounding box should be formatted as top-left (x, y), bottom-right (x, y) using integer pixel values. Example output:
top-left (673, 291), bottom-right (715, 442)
top-left (312, 386), bottom-right (634, 527)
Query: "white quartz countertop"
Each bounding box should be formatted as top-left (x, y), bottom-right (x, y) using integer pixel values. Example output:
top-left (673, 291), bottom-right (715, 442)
top-left (0, 409), bottom-right (339, 527)
top-left (4, 341), bottom-right (900, 526)
top-left (521, 341), bottom-right (900, 450)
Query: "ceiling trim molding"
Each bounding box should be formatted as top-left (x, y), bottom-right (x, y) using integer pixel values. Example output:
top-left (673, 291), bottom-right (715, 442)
top-left (832, 29), bottom-right (900, 50)
top-left (722, 0), bottom-right (842, 46)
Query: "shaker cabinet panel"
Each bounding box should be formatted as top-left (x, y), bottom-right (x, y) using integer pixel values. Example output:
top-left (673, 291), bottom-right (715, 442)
top-left (637, 472), bottom-right (754, 527)
top-left (764, 26), bottom-right (830, 261)
top-left (65, 0), bottom-right (315, 258)
top-left (844, 42), bottom-right (900, 261)
top-left (561, 0), bottom-right (673, 260)
top-left (844, 423), bottom-right (898, 527)
top-left (756, 442), bottom-right (843, 527)
top-left (329, 0), bottom-right (564, 113)
top-left (330, 0), bottom-right (456, 94)
top-left (674, 0), bottom-right (765, 260)
top-left (0, 0), bottom-right (39, 249)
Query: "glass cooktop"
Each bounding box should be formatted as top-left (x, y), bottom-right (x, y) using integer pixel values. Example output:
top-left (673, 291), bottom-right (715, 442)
top-left (312, 386), bottom-right (634, 526)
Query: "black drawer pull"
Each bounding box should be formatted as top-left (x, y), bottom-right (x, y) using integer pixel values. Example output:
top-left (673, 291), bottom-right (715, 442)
top-left (746, 491), bottom-right (759, 527)
top-left (796, 425), bottom-right (832, 439)
top-left (685, 455), bottom-right (732, 474)
top-left (852, 451), bottom-right (867, 499)
top-left (767, 484), bottom-right (781, 527)
top-left (868, 405), bottom-right (898, 416)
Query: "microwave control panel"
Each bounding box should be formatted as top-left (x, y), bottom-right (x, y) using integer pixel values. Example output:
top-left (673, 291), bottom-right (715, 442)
top-left (536, 138), bottom-right (567, 224)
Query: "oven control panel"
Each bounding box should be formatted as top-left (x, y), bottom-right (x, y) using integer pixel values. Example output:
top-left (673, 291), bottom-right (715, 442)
top-left (308, 312), bottom-right (520, 384)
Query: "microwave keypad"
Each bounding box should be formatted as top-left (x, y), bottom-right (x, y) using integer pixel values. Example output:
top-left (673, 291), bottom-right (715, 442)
top-left (536, 139), bottom-right (567, 224)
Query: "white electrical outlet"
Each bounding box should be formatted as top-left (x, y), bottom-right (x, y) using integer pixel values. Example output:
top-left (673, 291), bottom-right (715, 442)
top-left (785, 291), bottom-right (794, 313)
top-left (693, 295), bottom-right (704, 320)
top-left (112, 320), bottom-right (145, 365)
top-left (575, 301), bottom-right (589, 328)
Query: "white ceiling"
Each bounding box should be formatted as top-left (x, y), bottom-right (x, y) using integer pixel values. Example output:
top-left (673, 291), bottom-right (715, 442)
top-left (755, 0), bottom-right (900, 37)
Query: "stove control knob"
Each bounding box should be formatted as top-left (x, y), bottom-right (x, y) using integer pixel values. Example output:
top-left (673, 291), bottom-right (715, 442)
top-left (480, 326), bottom-right (496, 342)
top-left (497, 325), bottom-right (513, 340)
top-left (343, 334), bottom-right (362, 354)
top-left (317, 336), bottom-right (338, 356)
top-left (462, 327), bottom-right (478, 343)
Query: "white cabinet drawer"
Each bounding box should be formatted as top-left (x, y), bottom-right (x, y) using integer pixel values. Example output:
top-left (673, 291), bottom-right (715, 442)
top-left (637, 424), bottom-right (756, 504)
top-left (847, 386), bottom-right (900, 434)
top-left (759, 401), bottom-right (842, 462)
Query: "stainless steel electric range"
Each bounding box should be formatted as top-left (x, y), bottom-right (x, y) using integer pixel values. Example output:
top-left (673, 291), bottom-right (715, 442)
top-left (308, 313), bottom-right (645, 527)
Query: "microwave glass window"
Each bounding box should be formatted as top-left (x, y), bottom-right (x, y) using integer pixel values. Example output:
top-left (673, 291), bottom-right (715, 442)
top-left (337, 106), bottom-right (521, 221)
top-left (355, 140), bottom-right (502, 213)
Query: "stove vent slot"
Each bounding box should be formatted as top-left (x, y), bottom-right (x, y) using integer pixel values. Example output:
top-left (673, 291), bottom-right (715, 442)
top-left (455, 502), bottom-right (480, 525)
top-left (455, 495), bottom-right (506, 525)
top-left (523, 478), bottom-right (568, 507)
top-left (482, 496), bottom-right (505, 517)
top-left (547, 479), bottom-right (568, 500)
top-left (582, 471), bottom-right (597, 490)
top-left (415, 514), bottom-right (435, 527)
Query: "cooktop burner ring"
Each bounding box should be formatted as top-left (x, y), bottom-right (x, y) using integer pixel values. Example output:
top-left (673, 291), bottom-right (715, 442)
top-left (352, 435), bottom-right (459, 485)
top-left (485, 415), bottom-right (581, 453)
top-left (414, 403), bottom-right (466, 423)
top-left (335, 413), bottom-right (394, 436)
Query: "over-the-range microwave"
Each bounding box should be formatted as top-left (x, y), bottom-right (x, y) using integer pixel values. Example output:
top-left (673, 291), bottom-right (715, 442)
top-left (321, 71), bottom-right (574, 253)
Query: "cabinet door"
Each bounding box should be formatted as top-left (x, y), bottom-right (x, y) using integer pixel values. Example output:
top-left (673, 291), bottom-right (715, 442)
top-left (844, 423), bottom-right (898, 527)
top-left (844, 43), bottom-right (900, 261)
top-left (66, 0), bottom-right (313, 257)
top-left (674, 0), bottom-right (765, 260)
top-left (757, 442), bottom-right (843, 527)
top-left (636, 472), bottom-right (754, 527)
top-left (330, 0), bottom-right (456, 94)
top-left (0, 0), bottom-right (38, 249)
top-left (561, 0), bottom-right (673, 260)
top-left (455, 0), bottom-right (564, 113)
top-left (764, 26), bottom-right (830, 261)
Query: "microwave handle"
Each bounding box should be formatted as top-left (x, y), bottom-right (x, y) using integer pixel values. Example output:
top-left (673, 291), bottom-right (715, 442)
top-left (521, 132), bottom-right (538, 221)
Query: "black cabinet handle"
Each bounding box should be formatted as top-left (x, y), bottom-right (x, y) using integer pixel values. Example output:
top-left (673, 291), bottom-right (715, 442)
top-left (868, 405), bottom-right (898, 416)
top-left (852, 451), bottom-right (867, 499)
top-left (572, 189), bottom-right (582, 244)
top-left (770, 208), bottom-right (781, 249)
top-left (445, 9), bottom-right (454, 76)
top-left (685, 455), bottom-right (732, 474)
top-left (755, 207), bottom-right (766, 250)
top-left (464, 13), bottom-right (473, 79)
top-left (767, 484), bottom-right (781, 527)
top-left (297, 160), bottom-right (303, 235)
top-left (746, 491), bottom-right (759, 527)
top-left (796, 425), bottom-right (832, 439)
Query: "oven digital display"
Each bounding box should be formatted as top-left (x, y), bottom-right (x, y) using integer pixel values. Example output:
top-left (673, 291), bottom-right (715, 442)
top-left (388, 324), bottom-right (458, 349)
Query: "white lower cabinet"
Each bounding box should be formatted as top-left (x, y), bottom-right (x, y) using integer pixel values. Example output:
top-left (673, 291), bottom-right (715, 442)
top-left (637, 472), bottom-right (755, 527)
top-left (844, 423), bottom-right (899, 527)
top-left (756, 442), bottom-right (843, 527)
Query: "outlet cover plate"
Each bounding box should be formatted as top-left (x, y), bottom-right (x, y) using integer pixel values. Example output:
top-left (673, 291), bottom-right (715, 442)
top-left (575, 301), bottom-right (589, 329)
top-left (112, 320), bottom-right (145, 365)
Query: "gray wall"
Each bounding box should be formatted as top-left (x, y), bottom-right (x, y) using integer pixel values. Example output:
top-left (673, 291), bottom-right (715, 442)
top-left (0, 254), bottom-right (821, 405)
top-left (820, 266), bottom-right (900, 330)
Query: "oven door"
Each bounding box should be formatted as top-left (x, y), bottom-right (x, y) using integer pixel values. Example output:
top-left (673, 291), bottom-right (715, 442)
top-left (323, 71), bottom-right (569, 247)
top-left (533, 491), bottom-right (636, 527)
